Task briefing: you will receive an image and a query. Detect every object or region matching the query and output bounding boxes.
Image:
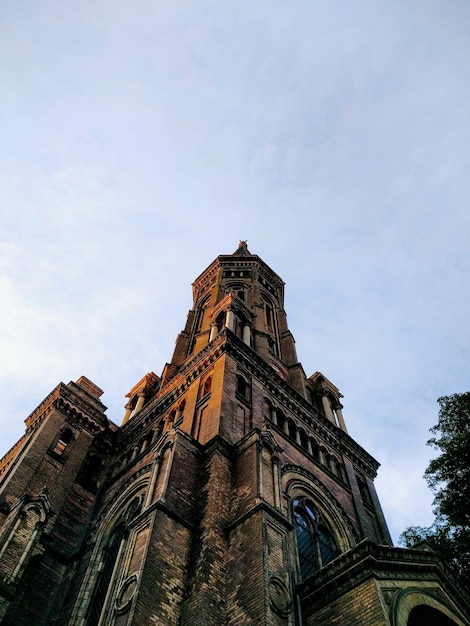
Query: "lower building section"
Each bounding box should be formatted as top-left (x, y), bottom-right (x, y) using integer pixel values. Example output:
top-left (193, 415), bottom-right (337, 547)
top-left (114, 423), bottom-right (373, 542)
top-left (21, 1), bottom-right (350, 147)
top-left (299, 540), bottom-right (470, 626)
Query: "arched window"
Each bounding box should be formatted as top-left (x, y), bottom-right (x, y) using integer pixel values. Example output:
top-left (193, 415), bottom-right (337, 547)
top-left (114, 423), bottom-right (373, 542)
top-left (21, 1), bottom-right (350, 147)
top-left (85, 496), bottom-right (142, 626)
top-left (85, 524), bottom-right (125, 626)
top-left (0, 503), bottom-right (47, 582)
top-left (236, 375), bottom-right (250, 402)
top-left (264, 299), bottom-right (273, 330)
top-left (287, 419), bottom-right (297, 440)
top-left (292, 498), bottom-right (338, 579)
top-left (298, 429), bottom-right (309, 450)
top-left (215, 311), bottom-right (225, 334)
top-left (198, 376), bottom-right (212, 401)
top-left (310, 438), bottom-right (320, 461)
top-left (76, 454), bottom-right (103, 493)
top-left (275, 408), bottom-right (286, 432)
top-left (53, 428), bottom-right (73, 456)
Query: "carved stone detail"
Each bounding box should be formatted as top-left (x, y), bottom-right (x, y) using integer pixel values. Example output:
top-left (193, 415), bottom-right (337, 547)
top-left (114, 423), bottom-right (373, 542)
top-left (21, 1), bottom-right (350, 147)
top-left (268, 576), bottom-right (291, 617)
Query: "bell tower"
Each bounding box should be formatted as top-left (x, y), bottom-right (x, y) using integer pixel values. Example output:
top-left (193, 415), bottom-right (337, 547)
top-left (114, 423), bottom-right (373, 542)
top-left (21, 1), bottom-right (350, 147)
top-left (1, 243), bottom-right (468, 626)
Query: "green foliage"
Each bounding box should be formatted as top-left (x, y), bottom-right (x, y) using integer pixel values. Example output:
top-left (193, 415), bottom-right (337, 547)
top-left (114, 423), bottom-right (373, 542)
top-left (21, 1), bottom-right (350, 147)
top-left (400, 520), bottom-right (470, 586)
top-left (399, 392), bottom-right (470, 590)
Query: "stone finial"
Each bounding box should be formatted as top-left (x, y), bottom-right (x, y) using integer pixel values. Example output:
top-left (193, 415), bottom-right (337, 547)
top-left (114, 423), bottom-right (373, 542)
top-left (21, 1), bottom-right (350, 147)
top-left (233, 240), bottom-right (251, 255)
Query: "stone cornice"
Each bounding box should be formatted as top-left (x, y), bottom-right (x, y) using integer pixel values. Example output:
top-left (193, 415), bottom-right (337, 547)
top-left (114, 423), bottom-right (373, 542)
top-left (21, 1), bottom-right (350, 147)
top-left (119, 335), bottom-right (226, 446)
top-left (119, 330), bottom-right (380, 477)
top-left (192, 257), bottom-right (220, 295)
top-left (24, 383), bottom-right (109, 436)
top-left (299, 540), bottom-right (470, 618)
top-left (53, 397), bottom-right (105, 436)
top-left (226, 500), bottom-right (292, 534)
top-left (224, 332), bottom-right (380, 476)
top-left (25, 384), bottom-right (62, 429)
top-left (218, 253), bottom-right (285, 291)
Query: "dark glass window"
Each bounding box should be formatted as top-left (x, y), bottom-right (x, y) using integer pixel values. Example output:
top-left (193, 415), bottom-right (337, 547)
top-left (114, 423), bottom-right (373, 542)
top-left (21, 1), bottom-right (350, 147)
top-left (86, 526), bottom-right (125, 626)
top-left (293, 498), bottom-right (338, 579)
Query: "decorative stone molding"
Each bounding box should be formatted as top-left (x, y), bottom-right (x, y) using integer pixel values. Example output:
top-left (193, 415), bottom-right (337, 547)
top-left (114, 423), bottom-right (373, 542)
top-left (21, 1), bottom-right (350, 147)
top-left (299, 540), bottom-right (470, 623)
top-left (268, 576), bottom-right (292, 617)
top-left (282, 463), bottom-right (359, 544)
top-left (389, 586), bottom-right (469, 626)
top-left (115, 573), bottom-right (138, 614)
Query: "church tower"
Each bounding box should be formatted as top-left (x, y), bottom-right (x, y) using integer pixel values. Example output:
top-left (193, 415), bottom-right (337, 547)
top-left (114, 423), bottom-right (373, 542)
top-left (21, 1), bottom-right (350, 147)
top-left (0, 243), bottom-right (468, 626)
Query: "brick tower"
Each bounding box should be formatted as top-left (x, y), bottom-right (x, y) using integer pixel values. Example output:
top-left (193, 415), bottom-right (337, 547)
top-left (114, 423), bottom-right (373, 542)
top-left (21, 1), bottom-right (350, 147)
top-left (0, 242), bottom-right (468, 625)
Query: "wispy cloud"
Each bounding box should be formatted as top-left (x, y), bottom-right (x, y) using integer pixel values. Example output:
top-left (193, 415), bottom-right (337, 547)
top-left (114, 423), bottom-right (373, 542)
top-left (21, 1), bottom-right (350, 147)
top-left (1, 1), bottom-right (468, 542)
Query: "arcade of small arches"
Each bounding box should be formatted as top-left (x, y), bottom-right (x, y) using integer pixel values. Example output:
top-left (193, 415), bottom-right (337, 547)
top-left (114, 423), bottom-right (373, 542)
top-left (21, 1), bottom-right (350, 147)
top-left (265, 399), bottom-right (346, 483)
top-left (192, 288), bottom-right (280, 353)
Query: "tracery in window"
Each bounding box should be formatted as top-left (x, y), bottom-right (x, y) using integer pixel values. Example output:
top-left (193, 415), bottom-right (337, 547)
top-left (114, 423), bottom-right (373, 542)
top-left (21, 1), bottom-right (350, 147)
top-left (86, 525), bottom-right (125, 626)
top-left (85, 496), bottom-right (143, 626)
top-left (292, 498), bottom-right (338, 579)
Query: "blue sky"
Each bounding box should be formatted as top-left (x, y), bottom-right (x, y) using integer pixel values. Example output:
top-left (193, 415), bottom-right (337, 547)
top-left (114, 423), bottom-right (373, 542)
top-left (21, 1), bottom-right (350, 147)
top-left (1, 1), bottom-right (469, 543)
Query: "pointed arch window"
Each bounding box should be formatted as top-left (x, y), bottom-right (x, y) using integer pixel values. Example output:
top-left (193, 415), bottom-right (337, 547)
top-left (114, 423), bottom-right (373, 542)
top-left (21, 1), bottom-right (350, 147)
top-left (292, 498), bottom-right (338, 579)
top-left (85, 496), bottom-right (143, 626)
top-left (194, 294), bottom-right (210, 334)
top-left (86, 525), bottom-right (125, 626)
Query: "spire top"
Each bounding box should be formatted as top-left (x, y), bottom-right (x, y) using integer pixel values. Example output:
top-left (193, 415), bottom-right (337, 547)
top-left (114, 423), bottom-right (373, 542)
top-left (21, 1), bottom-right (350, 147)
top-left (233, 240), bottom-right (251, 256)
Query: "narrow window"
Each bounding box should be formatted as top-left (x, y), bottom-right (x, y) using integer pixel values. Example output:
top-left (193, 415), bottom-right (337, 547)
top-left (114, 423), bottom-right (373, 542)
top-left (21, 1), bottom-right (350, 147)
top-left (265, 301), bottom-right (273, 329)
top-left (236, 375), bottom-right (250, 402)
top-left (86, 526), bottom-right (125, 626)
top-left (357, 475), bottom-right (373, 506)
top-left (53, 429), bottom-right (73, 456)
top-left (198, 376), bottom-right (212, 401)
top-left (192, 405), bottom-right (207, 440)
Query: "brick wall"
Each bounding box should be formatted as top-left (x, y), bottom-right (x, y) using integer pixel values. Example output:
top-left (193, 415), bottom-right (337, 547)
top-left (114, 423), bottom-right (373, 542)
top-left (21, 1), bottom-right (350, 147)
top-left (304, 577), bottom-right (388, 626)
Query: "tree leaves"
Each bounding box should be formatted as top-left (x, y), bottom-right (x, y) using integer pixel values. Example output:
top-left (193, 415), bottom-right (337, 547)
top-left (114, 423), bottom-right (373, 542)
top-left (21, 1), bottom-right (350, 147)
top-left (400, 392), bottom-right (470, 590)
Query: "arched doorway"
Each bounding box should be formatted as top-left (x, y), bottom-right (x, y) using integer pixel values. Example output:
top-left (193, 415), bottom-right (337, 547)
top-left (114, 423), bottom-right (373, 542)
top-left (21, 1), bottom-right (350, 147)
top-left (407, 605), bottom-right (458, 626)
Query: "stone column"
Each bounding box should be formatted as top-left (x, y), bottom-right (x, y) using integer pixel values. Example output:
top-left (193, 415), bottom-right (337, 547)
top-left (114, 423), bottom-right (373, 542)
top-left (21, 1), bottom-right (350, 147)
top-left (321, 395), bottom-right (336, 424)
top-left (335, 404), bottom-right (348, 433)
top-left (226, 310), bottom-right (234, 331)
top-left (270, 407), bottom-right (277, 426)
top-left (209, 325), bottom-right (218, 342)
top-left (134, 393), bottom-right (146, 414)
top-left (121, 401), bottom-right (133, 425)
top-left (272, 460), bottom-right (281, 509)
top-left (242, 324), bottom-right (251, 346)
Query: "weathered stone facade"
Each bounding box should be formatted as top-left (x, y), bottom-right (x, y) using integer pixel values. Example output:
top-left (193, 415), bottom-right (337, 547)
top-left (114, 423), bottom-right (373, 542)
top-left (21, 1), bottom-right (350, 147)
top-left (0, 242), bottom-right (468, 625)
